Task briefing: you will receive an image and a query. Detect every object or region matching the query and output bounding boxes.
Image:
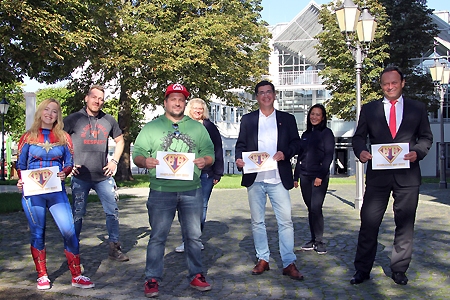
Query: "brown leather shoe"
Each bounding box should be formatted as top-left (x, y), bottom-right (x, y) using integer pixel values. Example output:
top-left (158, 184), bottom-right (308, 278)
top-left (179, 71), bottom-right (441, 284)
top-left (252, 259), bottom-right (270, 275)
top-left (282, 263), bottom-right (304, 280)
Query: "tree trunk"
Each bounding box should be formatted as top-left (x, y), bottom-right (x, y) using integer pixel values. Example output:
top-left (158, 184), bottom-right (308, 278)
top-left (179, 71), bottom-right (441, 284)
top-left (115, 82), bottom-right (134, 181)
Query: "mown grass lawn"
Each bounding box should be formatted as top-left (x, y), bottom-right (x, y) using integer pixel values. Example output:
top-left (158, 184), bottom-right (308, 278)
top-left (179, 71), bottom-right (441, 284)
top-left (114, 174), bottom-right (361, 188)
top-left (0, 174), bottom-right (443, 214)
top-left (114, 174), bottom-right (245, 189)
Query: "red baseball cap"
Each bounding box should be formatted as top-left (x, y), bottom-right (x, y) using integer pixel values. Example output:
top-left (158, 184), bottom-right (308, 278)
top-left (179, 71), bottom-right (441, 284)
top-left (165, 83), bottom-right (190, 98)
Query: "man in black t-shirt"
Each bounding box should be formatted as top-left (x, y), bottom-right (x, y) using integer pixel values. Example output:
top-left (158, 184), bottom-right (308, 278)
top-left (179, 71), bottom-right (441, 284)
top-left (64, 85), bottom-right (129, 262)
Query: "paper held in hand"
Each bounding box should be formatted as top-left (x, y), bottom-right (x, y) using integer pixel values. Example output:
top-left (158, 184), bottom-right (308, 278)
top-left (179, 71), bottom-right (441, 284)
top-left (242, 151), bottom-right (278, 174)
top-left (371, 143), bottom-right (410, 170)
top-left (155, 151), bottom-right (195, 180)
top-left (21, 166), bottom-right (62, 196)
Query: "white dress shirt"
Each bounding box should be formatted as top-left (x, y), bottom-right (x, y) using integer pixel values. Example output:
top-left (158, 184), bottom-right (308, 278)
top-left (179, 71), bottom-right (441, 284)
top-left (255, 109), bottom-right (281, 184)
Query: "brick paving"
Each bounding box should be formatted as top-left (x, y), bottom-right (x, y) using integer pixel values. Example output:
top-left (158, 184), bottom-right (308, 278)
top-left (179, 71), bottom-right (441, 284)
top-left (0, 183), bottom-right (449, 299)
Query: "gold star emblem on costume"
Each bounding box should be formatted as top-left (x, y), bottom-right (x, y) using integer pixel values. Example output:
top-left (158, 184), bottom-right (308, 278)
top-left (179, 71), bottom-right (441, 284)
top-left (41, 141), bottom-right (54, 153)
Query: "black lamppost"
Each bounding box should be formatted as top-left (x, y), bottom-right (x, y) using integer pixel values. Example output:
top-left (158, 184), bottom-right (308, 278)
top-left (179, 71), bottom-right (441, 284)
top-left (335, 0), bottom-right (377, 209)
top-left (429, 58), bottom-right (450, 188)
top-left (0, 98), bottom-right (10, 181)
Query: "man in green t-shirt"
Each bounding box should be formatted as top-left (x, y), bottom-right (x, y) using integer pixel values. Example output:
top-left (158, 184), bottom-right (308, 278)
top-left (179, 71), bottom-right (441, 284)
top-left (133, 83), bottom-right (214, 298)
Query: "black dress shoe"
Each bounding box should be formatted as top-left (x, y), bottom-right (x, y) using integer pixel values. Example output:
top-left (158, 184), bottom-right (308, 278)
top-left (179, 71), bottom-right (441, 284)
top-left (350, 270), bottom-right (370, 284)
top-left (391, 272), bottom-right (408, 285)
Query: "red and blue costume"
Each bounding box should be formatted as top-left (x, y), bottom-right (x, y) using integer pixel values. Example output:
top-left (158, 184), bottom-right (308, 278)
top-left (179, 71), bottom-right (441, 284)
top-left (16, 128), bottom-right (80, 280)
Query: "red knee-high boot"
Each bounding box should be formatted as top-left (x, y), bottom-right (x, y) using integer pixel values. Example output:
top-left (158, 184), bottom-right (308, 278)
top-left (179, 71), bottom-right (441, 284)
top-left (64, 250), bottom-right (95, 289)
top-left (31, 246), bottom-right (51, 290)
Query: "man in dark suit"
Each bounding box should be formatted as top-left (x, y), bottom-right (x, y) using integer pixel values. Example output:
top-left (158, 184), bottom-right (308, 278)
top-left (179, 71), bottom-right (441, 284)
top-left (351, 66), bottom-right (433, 285)
top-left (235, 80), bottom-right (303, 280)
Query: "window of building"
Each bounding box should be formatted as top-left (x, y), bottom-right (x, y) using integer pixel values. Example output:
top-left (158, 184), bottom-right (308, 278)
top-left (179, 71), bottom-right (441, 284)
top-left (277, 49), bottom-right (314, 85)
top-left (278, 88), bottom-right (329, 132)
top-left (222, 106), bottom-right (227, 121)
top-left (235, 107), bottom-right (244, 123)
top-left (210, 104), bottom-right (220, 123)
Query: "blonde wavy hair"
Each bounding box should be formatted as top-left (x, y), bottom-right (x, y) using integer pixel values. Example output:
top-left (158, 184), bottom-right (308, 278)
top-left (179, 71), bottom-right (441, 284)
top-left (26, 98), bottom-right (67, 145)
top-left (186, 98), bottom-right (209, 120)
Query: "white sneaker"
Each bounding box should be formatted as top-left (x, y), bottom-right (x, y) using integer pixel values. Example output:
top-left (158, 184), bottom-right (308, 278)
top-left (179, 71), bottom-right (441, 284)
top-left (175, 243), bottom-right (185, 253)
top-left (72, 275), bottom-right (95, 289)
top-left (37, 275), bottom-right (51, 290)
top-left (175, 242), bottom-right (204, 253)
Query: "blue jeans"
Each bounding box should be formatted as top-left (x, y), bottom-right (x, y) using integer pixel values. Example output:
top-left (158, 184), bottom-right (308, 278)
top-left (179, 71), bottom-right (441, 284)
top-left (200, 173), bottom-right (214, 231)
top-left (247, 182), bottom-right (296, 268)
top-left (145, 188), bottom-right (203, 282)
top-left (22, 187), bottom-right (79, 254)
top-left (71, 177), bottom-right (120, 243)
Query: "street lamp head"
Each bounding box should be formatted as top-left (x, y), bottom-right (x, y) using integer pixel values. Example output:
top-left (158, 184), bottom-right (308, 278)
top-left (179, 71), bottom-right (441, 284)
top-left (442, 68), bottom-right (450, 85)
top-left (357, 8), bottom-right (377, 43)
top-left (335, 0), bottom-right (361, 33)
top-left (430, 59), bottom-right (444, 83)
top-left (0, 98), bottom-right (9, 115)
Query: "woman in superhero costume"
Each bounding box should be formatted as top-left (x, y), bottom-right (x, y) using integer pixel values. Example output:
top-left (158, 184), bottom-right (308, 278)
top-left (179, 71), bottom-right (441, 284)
top-left (16, 99), bottom-right (95, 290)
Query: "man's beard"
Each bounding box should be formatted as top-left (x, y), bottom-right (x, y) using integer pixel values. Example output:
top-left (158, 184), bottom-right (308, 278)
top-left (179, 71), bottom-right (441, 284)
top-left (167, 110), bottom-right (184, 119)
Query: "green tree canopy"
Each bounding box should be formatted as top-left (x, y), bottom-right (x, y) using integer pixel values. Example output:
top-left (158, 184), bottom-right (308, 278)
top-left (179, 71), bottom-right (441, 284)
top-left (382, 0), bottom-right (438, 70)
top-left (380, 0), bottom-right (438, 111)
top-left (0, 0), bottom-right (101, 85)
top-left (36, 86), bottom-right (145, 144)
top-left (316, 0), bottom-right (390, 121)
top-left (316, 0), bottom-right (437, 121)
top-left (70, 0), bottom-right (271, 180)
top-left (36, 87), bottom-right (75, 116)
top-left (1, 0), bottom-right (271, 181)
top-left (0, 83), bottom-right (26, 142)
top-left (101, 97), bottom-right (146, 145)
top-left (1, 85), bottom-right (76, 143)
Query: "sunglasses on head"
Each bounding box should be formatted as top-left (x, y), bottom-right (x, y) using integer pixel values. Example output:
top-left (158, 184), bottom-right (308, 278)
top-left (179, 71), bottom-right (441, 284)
top-left (172, 123), bottom-right (180, 136)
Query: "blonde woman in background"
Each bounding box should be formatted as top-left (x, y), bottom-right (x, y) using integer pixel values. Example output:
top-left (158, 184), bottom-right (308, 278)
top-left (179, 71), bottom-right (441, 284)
top-left (175, 98), bottom-right (224, 252)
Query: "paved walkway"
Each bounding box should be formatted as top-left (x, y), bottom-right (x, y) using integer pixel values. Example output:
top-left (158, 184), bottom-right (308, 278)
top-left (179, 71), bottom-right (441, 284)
top-left (0, 183), bottom-right (449, 299)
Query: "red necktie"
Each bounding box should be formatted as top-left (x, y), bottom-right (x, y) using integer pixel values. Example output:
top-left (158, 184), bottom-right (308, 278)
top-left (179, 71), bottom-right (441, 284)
top-left (389, 100), bottom-right (397, 138)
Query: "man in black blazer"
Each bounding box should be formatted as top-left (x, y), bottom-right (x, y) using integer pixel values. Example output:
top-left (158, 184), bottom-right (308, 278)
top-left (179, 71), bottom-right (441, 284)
top-left (235, 80), bottom-right (303, 280)
top-left (351, 66), bottom-right (433, 285)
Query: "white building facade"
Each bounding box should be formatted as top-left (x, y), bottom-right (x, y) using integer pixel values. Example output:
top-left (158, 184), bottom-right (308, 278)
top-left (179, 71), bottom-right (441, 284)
top-left (211, 2), bottom-right (450, 178)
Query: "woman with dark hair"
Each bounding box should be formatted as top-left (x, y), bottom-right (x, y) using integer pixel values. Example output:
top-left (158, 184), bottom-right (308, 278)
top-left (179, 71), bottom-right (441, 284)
top-left (16, 99), bottom-right (94, 290)
top-left (293, 104), bottom-right (335, 254)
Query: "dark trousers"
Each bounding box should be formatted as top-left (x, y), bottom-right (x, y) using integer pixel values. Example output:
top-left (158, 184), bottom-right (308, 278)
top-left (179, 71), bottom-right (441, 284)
top-left (299, 174), bottom-right (329, 243)
top-left (354, 182), bottom-right (419, 273)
